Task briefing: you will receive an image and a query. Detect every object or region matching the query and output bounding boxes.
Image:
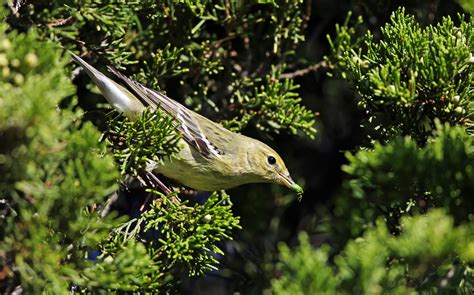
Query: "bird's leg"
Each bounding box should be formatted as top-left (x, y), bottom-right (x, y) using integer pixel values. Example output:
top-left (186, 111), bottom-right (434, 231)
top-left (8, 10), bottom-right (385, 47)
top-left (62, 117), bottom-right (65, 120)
top-left (134, 172), bottom-right (186, 210)
top-left (135, 174), bottom-right (154, 211)
top-left (144, 171), bottom-right (172, 195)
top-left (148, 173), bottom-right (195, 207)
top-left (139, 192), bottom-right (153, 212)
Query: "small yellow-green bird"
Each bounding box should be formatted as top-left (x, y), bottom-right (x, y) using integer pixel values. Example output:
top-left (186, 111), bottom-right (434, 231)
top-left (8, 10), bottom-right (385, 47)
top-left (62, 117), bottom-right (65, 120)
top-left (71, 53), bottom-right (303, 195)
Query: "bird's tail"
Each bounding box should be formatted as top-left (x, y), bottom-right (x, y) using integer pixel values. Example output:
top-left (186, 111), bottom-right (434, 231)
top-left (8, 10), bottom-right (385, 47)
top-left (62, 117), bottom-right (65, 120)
top-left (70, 53), bottom-right (144, 119)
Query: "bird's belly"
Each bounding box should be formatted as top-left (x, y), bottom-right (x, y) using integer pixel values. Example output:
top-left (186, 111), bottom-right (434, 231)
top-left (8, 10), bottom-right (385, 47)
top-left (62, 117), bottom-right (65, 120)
top-left (153, 145), bottom-right (248, 191)
top-left (156, 164), bottom-right (232, 191)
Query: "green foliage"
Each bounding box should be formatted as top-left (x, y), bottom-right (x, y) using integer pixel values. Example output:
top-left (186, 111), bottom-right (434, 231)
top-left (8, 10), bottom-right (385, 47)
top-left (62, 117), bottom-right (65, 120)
top-left (17, 0), bottom-right (315, 139)
top-left (79, 242), bottom-right (160, 291)
top-left (1, 3), bottom-right (240, 292)
top-left (103, 191), bottom-right (240, 279)
top-left (143, 192), bottom-right (240, 276)
top-left (106, 108), bottom-right (181, 176)
top-left (6, 0), bottom-right (472, 293)
top-left (0, 21), bottom-right (73, 189)
top-left (272, 7), bottom-right (474, 295)
top-left (272, 234), bottom-right (337, 295)
top-left (273, 209), bottom-right (474, 294)
top-left (25, 0), bottom-right (143, 64)
top-left (0, 11), bottom-right (129, 292)
top-left (460, 0), bottom-right (474, 14)
top-left (333, 122), bottom-right (474, 237)
top-left (328, 8), bottom-right (473, 143)
top-left (222, 66), bottom-right (316, 138)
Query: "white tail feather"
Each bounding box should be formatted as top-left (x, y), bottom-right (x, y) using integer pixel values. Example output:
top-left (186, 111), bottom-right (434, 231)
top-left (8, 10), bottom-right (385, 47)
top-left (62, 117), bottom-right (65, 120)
top-left (70, 53), bottom-right (144, 119)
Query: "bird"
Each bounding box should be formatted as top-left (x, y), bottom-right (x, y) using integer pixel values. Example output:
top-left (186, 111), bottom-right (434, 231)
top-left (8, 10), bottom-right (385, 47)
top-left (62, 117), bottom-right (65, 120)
top-left (70, 53), bottom-right (303, 195)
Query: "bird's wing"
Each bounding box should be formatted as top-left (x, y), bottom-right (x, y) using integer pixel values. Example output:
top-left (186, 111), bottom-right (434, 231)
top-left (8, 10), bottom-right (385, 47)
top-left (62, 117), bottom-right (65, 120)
top-left (107, 66), bottom-right (222, 158)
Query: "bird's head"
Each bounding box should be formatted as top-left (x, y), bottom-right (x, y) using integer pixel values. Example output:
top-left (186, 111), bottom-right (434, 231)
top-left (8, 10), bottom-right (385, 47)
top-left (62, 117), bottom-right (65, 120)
top-left (248, 141), bottom-right (303, 196)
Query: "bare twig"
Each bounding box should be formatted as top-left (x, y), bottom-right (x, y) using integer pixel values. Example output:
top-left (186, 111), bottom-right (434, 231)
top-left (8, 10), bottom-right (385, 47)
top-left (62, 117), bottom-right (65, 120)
top-left (279, 60), bottom-right (331, 80)
top-left (47, 16), bottom-right (75, 28)
top-left (212, 34), bottom-right (236, 49)
top-left (225, 0), bottom-right (231, 21)
top-left (101, 192), bottom-right (119, 218)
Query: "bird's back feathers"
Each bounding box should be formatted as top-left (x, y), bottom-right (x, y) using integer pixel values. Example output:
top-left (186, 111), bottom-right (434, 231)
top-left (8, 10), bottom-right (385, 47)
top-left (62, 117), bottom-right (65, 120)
top-left (71, 52), bottom-right (222, 158)
top-left (106, 66), bottom-right (223, 158)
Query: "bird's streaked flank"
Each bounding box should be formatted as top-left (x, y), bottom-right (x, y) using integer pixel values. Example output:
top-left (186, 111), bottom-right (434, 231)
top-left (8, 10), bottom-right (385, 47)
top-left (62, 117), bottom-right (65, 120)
top-left (71, 53), bottom-right (303, 195)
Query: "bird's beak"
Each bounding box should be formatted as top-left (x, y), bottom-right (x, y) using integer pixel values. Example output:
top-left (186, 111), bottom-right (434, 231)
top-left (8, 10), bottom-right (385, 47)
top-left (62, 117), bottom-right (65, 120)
top-left (278, 172), bottom-right (304, 195)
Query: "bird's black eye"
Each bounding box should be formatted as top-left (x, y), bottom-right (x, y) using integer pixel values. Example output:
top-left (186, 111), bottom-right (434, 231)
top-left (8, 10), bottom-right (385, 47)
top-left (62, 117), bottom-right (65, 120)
top-left (267, 155), bottom-right (276, 165)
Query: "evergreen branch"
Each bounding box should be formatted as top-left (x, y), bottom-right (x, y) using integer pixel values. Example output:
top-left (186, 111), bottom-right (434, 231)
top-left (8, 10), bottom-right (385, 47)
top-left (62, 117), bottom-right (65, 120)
top-left (279, 60), bottom-right (331, 79)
